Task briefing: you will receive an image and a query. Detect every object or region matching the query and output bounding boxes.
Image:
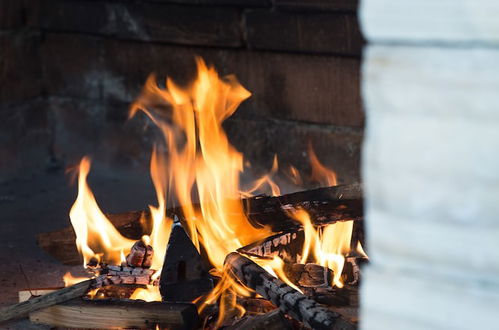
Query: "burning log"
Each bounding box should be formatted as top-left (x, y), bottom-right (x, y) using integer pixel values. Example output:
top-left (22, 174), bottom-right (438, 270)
top-left (29, 299), bottom-right (199, 329)
top-left (285, 263), bottom-right (333, 288)
top-left (126, 240), bottom-right (154, 268)
top-left (36, 184), bottom-right (363, 265)
top-left (224, 252), bottom-right (354, 330)
top-left (0, 275), bottom-right (105, 323)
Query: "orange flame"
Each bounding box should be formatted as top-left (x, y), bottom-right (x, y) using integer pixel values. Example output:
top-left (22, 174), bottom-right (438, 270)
top-left (69, 157), bottom-right (135, 267)
top-left (292, 209), bottom-right (353, 288)
top-left (308, 143), bottom-right (337, 186)
top-left (241, 155), bottom-right (281, 197)
top-left (130, 58), bottom-right (271, 271)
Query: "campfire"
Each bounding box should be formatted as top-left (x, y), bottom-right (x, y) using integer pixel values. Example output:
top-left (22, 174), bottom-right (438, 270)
top-left (0, 58), bottom-right (366, 329)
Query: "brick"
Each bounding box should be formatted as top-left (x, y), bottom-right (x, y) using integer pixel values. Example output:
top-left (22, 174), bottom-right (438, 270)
top-left (30, 0), bottom-right (242, 47)
top-left (224, 118), bottom-right (362, 185)
top-left (274, 0), bottom-right (358, 12)
top-left (245, 10), bottom-right (364, 56)
top-left (41, 34), bottom-right (104, 100)
top-left (103, 39), bottom-right (363, 127)
top-left (29, 0), bottom-right (111, 35)
top-left (150, 0), bottom-right (270, 7)
top-left (113, 2), bottom-right (242, 47)
top-left (0, 32), bottom-right (42, 102)
top-left (49, 97), bottom-right (156, 168)
top-left (0, 99), bottom-right (51, 181)
top-left (42, 34), bottom-right (362, 127)
top-left (0, 0), bottom-right (23, 28)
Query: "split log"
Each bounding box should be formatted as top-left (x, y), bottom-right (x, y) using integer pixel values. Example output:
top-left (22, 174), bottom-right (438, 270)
top-left (285, 263), bottom-right (333, 288)
top-left (0, 275), bottom-right (105, 323)
top-left (224, 252), bottom-right (354, 330)
top-left (37, 211), bottom-right (149, 265)
top-left (37, 184), bottom-right (363, 265)
top-left (90, 265), bottom-right (158, 286)
top-left (160, 225), bottom-right (213, 302)
top-left (30, 298), bottom-right (199, 330)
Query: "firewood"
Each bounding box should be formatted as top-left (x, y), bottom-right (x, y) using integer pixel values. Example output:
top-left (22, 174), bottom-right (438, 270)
top-left (224, 252), bottom-right (354, 330)
top-left (126, 240), bottom-right (153, 268)
top-left (0, 275), bottom-right (105, 323)
top-left (90, 265), bottom-right (157, 286)
top-left (160, 225), bottom-right (213, 302)
top-left (285, 263), bottom-right (333, 288)
top-left (37, 184), bottom-right (363, 265)
top-left (29, 298), bottom-right (199, 329)
top-left (226, 309), bottom-right (291, 330)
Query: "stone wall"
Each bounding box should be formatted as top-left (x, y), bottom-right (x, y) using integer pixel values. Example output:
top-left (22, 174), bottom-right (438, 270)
top-left (0, 0), bottom-right (363, 184)
top-left (361, 1), bottom-right (499, 328)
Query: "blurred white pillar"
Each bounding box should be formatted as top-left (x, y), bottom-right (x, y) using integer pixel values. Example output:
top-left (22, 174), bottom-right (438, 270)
top-left (359, 1), bottom-right (499, 329)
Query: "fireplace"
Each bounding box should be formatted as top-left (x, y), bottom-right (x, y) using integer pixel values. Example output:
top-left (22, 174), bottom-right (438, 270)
top-left (0, 0), bottom-right (369, 329)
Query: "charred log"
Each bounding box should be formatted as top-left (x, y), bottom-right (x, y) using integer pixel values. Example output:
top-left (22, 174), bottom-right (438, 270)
top-left (224, 252), bottom-right (354, 330)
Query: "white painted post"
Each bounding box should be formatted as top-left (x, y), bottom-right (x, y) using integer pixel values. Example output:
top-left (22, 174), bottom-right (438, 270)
top-left (360, 1), bottom-right (499, 329)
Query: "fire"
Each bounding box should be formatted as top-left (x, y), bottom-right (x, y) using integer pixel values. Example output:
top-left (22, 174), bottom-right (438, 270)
top-left (69, 157), bottom-right (135, 267)
top-left (66, 57), bottom-right (362, 322)
top-left (62, 272), bottom-right (89, 286)
top-left (308, 142), bottom-right (337, 186)
top-left (292, 209), bottom-right (353, 288)
top-left (130, 57), bottom-right (271, 271)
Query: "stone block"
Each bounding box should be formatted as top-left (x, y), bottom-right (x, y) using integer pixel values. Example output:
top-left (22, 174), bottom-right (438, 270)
top-left (361, 0), bottom-right (499, 44)
top-left (40, 34), bottom-right (105, 100)
top-left (150, 0), bottom-right (270, 7)
top-left (365, 208), bottom-right (499, 284)
top-left (0, 0), bottom-right (23, 28)
top-left (0, 32), bottom-right (42, 102)
top-left (103, 39), bottom-right (363, 127)
top-left (0, 99), bottom-right (51, 181)
top-left (49, 97), bottom-right (157, 169)
top-left (224, 117), bottom-right (362, 185)
top-left (30, 0), bottom-right (243, 47)
top-left (362, 266), bottom-right (499, 330)
top-left (275, 0), bottom-right (358, 12)
top-left (245, 10), bottom-right (363, 56)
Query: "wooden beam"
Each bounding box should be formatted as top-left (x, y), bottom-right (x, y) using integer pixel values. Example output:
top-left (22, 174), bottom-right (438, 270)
top-left (30, 299), bottom-right (199, 330)
top-left (0, 276), bottom-right (104, 323)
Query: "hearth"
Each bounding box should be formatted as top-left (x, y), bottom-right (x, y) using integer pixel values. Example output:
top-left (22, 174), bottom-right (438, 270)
top-left (0, 59), bottom-right (366, 329)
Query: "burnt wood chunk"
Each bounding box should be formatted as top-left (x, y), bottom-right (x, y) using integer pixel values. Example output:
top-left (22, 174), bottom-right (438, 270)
top-left (160, 225), bottom-right (213, 302)
top-left (285, 263), bottom-right (333, 288)
top-left (224, 252), bottom-right (354, 330)
top-left (29, 299), bottom-right (199, 330)
top-left (126, 240), bottom-right (153, 268)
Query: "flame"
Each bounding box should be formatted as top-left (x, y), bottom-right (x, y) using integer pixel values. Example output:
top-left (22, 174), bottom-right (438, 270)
top-left (241, 155), bottom-right (280, 197)
top-left (287, 165), bottom-right (303, 186)
top-left (292, 209), bottom-right (353, 288)
top-left (130, 58), bottom-right (271, 271)
top-left (308, 143), bottom-right (337, 186)
top-left (129, 285), bottom-right (162, 302)
top-left (62, 272), bottom-right (90, 286)
top-left (69, 157), bottom-right (135, 266)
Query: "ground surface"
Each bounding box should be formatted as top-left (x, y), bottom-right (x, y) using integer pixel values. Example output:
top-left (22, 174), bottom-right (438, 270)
top-left (0, 163), bottom-right (156, 329)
